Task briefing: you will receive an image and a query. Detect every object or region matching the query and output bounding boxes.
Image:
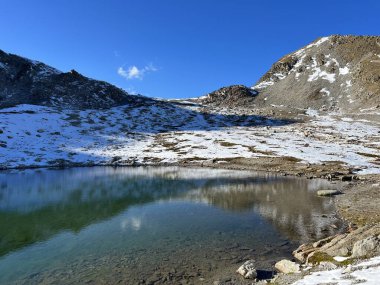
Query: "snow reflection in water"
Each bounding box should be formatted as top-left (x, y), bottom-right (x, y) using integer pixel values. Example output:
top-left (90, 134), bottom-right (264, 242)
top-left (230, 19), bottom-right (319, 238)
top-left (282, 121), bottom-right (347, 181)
top-left (0, 167), bottom-right (343, 284)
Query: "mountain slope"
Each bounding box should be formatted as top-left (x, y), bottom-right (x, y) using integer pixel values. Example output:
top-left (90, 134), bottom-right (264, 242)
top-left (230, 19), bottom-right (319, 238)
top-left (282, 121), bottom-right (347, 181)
top-left (201, 35), bottom-right (380, 112)
top-left (252, 35), bottom-right (380, 111)
top-left (0, 50), bottom-right (134, 109)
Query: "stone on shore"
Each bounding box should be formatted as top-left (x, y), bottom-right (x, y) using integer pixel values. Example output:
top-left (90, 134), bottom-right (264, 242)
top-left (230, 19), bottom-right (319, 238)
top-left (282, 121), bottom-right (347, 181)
top-left (317, 189), bottom-right (341, 196)
top-left (236, 260), bottom-right (257, 279)
top-left (352, 235), bottom-right (380, 258)
top-left (275, 259), bottom-right (300, 274)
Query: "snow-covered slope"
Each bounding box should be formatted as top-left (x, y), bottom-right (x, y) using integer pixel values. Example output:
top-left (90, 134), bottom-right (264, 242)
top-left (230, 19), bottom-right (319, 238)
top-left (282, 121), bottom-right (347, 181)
top-left (1, 102), bottom-right (379, 174)
top-left (0, 49), bottom-right (134, 109)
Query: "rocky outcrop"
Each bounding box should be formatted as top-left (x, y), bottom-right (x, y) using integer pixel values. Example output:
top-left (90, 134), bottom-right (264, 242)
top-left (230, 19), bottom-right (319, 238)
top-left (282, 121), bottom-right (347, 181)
top-left (293, 223), bottom-right (380, 264)
top-left (0, 49), bottom-right (136, 109)
top-left (199, 85), bottom-right (257, 107)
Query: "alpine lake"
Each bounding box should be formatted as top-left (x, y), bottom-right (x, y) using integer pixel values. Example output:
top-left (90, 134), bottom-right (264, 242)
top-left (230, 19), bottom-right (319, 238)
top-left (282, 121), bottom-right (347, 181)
top-left (0, 167), bottom-right (344, 284)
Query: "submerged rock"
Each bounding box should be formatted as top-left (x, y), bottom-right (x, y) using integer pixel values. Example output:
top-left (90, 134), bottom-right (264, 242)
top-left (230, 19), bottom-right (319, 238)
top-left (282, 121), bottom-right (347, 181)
top-left (317, 189), bottom-right (341, 196)
top-left (275, 259), bottom-right (300, 274)
top-left (236, 260), bottom-right (257, 279)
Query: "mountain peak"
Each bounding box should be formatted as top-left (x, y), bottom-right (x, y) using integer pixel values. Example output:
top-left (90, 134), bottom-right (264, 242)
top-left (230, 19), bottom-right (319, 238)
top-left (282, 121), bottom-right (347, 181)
top-left (0, 50), bottom-right (133, 109)
top-left (251, 35), bottom-right (380, 111)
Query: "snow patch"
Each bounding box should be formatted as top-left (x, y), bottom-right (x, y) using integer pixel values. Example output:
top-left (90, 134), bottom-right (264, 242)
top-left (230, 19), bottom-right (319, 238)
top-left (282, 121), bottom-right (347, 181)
top-left (294, 37), bottom-right (330, 57)
top-left (334, 256), bottom-right (350, 262)
top-left (308, 68), bottom-right (336, 83)
top-left (274, 73), bottom-right (287, 80)
top-left (306, 37), bottom-right (330, 49)
top-left (320, 88), bottom-right (330, 96)
top-left (339, 66), bottom-right (350, 75)
top-left (254, 80), bottom-right (274, 89)
top-left (293, 256), bottom-right (380, 285)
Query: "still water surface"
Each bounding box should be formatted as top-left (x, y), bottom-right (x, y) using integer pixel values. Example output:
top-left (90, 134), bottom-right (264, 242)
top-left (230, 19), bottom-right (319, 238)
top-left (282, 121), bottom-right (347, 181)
top-left (0, 167), bottom-right (343, 284)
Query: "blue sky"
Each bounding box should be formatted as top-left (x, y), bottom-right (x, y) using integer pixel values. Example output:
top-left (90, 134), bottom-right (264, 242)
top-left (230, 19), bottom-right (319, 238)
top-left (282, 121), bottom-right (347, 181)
top-left (1, 0), bottom-right (380, 99)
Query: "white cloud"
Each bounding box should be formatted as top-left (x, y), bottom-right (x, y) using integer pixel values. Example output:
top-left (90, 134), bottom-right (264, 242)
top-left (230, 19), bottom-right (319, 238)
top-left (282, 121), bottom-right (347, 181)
top-left (117, 63), bottom-right (157, 80)
top-left (125, 86), bottom-right (138, 95)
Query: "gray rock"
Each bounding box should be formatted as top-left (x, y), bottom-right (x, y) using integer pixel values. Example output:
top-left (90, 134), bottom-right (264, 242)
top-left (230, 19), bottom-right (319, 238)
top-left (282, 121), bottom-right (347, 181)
top-left (275, 259), bottom-right (300, 274)
top-left (352, 235), bottom-right (380, 258)
top-left (236, 260), bottom-right (257, 279)
top-left (317, 190), bottom-right (341, 196)
top-left (318, 261), bottom-right (338, 270)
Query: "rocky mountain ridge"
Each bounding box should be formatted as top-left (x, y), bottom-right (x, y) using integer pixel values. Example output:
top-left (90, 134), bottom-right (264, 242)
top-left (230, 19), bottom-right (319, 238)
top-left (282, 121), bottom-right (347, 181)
top-left (2, 35), bottom-right (380, 112)
top-left (0, 49), bottom-right (136, 109)
top-left (201, 35), bottom-right (380, 113)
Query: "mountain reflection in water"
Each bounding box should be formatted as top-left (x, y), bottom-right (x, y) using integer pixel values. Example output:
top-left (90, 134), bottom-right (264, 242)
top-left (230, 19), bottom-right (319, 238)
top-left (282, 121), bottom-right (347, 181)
top-left (0, 167), bottom-right (341, 258)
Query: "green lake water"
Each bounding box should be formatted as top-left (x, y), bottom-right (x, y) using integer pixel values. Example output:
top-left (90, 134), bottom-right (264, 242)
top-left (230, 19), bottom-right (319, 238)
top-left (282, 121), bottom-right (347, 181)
top-left (0, 167), bottom-right (343, 284)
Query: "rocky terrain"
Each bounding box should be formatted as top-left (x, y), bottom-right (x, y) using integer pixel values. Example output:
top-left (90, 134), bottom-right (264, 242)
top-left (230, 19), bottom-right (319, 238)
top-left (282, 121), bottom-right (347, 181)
top-left (201, 35), bottom-right (380, 113)
top-left (0, 36), bottom-right (380, 284)
top-left (199, 85), bottom-right (257, 107)
top-left (0, 49), bottom-right (138, 109)
top-left (1, 102), bottom-right (379, 176)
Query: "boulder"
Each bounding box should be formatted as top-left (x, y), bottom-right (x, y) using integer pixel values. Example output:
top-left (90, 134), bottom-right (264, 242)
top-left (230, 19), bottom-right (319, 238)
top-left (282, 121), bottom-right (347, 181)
top-left (236, 260), bottom-right (257, 279)
top-left (275, 259), bottom-right (300, 274)
top-left (352, 235), bottom-right (380, 258)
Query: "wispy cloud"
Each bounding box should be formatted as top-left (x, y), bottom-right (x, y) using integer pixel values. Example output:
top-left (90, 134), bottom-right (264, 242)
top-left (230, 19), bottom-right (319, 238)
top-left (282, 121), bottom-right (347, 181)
top-left (117, 63), bottom-right (157, 80)
top-left (125, 86), bottom-right (138, 95)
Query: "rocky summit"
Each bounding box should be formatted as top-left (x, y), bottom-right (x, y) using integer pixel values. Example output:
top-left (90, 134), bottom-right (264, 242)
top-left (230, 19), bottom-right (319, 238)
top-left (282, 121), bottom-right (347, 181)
top-left (202, 35), bottom-right (380, 113)
top-left (0, 49), bottom-right (136, 109)
top-left (200, 85), bottom-right (257, 107)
